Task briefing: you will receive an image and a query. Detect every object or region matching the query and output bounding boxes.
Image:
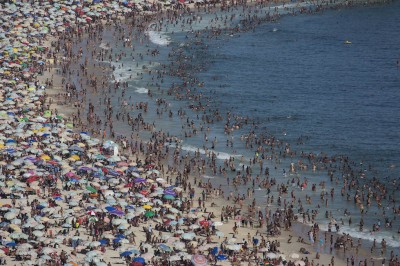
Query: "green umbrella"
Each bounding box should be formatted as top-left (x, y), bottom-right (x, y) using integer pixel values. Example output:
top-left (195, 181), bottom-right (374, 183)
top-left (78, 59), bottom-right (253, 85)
top-left (56, 115), bottom-right (63, 119)
top-left (163, 195), bottom-right (175, 200)
top-left (86, 186), bottom-right (97, 193)
top-left (144, 211), bottom-right (155, 217)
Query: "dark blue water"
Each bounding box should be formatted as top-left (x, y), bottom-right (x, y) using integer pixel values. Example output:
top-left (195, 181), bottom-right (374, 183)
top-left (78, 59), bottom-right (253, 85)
top-left (197, 3), bottom-right (400, 174)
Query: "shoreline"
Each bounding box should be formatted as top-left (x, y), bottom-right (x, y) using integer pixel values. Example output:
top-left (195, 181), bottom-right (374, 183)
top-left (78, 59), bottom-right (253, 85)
top-left (0, 0), bottom-right (398, 266)
top-left (45, 1), bottom-right (398, 265)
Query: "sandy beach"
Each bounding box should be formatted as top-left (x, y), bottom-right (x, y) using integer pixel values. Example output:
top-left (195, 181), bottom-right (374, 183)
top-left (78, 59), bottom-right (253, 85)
top-left (0, 0), bottom-right (398, 266)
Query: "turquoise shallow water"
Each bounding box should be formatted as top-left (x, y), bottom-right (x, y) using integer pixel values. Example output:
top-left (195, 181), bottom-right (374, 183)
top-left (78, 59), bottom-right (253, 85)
top-left (97, 0), bottom-right (400, 250)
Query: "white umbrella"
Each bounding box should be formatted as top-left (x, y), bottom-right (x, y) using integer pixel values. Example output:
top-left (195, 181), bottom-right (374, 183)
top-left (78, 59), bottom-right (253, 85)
top-left (4, 212), bottom-right (17, 220)
top-left (266, 252), bottom-right (278, 259)
top-left (290, 253), bottom-right (300, 259)
top-left (295, 260), bottom-right (306, 266)
top-left (226, 244), bottom-right (241, 251)
top-left (32, 230), bottom-right (45, 237)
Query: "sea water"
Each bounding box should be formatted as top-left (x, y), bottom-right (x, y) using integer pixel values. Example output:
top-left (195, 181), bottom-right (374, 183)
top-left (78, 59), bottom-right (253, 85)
top-left (98, 0), bottom-right (400, 251)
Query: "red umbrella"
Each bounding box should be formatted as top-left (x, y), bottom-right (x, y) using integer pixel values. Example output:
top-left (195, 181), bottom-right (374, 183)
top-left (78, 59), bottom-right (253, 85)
top-left (140, 190), bottom-right (149, 196)
top-left (199, 220), bottom-right (209, 227)
top-left (27, 176), bottom-right (39, 183)
top-left (101, 167), bottom-right (109, 174)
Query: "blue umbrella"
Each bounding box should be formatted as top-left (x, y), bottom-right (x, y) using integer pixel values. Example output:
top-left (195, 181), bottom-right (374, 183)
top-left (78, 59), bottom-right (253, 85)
top-left (108, 170), bottom-right (121, 176)
top-left (211, 247), bottom-right (218, 255)
top-left (216, 254), bottom-right (228, 260)
top-left (133, 257), bottom-right (145, 264)
top-left (127, 166), bottom-right (139, 172)
top-left (110, 210), bottom-right (124, 217)
top-left (105, 206), bottom-right (116, 212)
top-left (115, 234), bottom-right (125, 239)
top-left (120, 251), bottom-right (132, 257)
top-left (6, 242), bottom-right (17, 247)
top-left (164, 189), bottom-right (176, 196)
top-left (0, 222), bottom-right (10, 227)
top-left (159, 243), bottom-right (172, 252)
top-left (99, 239), bottom-right (108, 245)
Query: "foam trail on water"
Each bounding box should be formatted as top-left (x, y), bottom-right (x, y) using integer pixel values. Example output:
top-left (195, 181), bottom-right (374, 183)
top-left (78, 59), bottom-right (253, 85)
top-left (99, 42), bottom-right (110, 50)
top-left (318, 223), bottom-right (400, 248)
top-left (135, 87), bottom-right (148, 94)
top-left (146, 30), bottom-right (171, 46)
top-left (111, 62), bottom-right (133, 82)
top-left (177, 143), bottom-right (242, 161)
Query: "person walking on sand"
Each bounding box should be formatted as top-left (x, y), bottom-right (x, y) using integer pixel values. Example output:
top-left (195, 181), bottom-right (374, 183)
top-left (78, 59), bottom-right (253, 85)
top-left (233, 222), bottom-right (238, 235)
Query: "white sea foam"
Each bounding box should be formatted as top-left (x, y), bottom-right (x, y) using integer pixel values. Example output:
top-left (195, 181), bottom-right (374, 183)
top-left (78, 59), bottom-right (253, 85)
top-left (99, 42), bottom-right (110, 50)
top-left (146, 30), bottom-right (171, 46)
top-left (135, 87), bottom-right (148, 94)
top-left (111, 62), bottom-right (132, 82)
top-left (202, 175), bottom-right (215, 179)
top-left (179, 144), bottom-right (241, 161)
top-left (318, 223), bottom-right (400, 248)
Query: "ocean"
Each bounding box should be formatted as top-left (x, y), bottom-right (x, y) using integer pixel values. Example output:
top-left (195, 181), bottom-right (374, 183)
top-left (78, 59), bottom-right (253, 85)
top-left (94, 0), bottom-right (400, 253)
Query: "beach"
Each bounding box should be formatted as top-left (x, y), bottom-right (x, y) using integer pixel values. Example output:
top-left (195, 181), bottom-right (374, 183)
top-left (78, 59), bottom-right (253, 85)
top-left (0, 0), bottom-right (399, 266)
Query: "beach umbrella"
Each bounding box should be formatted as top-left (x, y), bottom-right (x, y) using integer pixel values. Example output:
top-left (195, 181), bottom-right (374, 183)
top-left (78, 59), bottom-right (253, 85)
top-left (89, 241), bottom-right (101, 247)
top-left (227, 238), bottom-right (237, 244)
top-left (144, 211), bottom-right (155, 217)
top-left (191, 254), bottom-right (207, 266)
top-left (181, 232), bottom-right (195, 240)
top-left (190, 224), bottom-right (200, 230)
top-left (4, 212), bottom-right (17, 220)
top-left (169, 207), bottom-right (180, 214)
top-left (216, 254), bottom-right (227, 261)
top-left (110, 210), bottom-right (125, 217)
top-left (173, 241), bottom-right (185, 250)
top-left (163, 194), bottom-right (175, 200)
top-left (290, 253), bottom-right (300, 259)
top-left (142, 205), bottom-right (152, 210)
top-left (295, 260), bottom-right (306, 266)
top-left (86, 186), bottom-right (97, 193)
top-left (158, 243), bottom-right (172, 252)
top-left (132, 257), bottom-right (145, 264)
top-left (169, 255), bottom-right (181, 262)
top-left (213, 221), bottom-right (223, 227)
top-left (32, 230), bottom-right (44, 237)
top-left (266, 253), bottom-right (278, 259)
top-left (226, 244), bottom-right (241, 251)
top-left (120, 251), bottom-right (132, 257)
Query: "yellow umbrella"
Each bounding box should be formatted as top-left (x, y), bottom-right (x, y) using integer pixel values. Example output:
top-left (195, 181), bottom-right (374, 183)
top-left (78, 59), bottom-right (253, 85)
top-left (143, 205), bottom-right (152, 210)
top-left (41, 154), bottom-right (51, 161)
top-left (0, 144), bottom-right (4, 149)
top-left (9, 224), bottom-right (21, 232)
top-left (70, 154), bottom-right (80, 161)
